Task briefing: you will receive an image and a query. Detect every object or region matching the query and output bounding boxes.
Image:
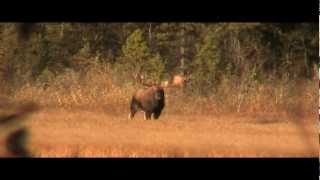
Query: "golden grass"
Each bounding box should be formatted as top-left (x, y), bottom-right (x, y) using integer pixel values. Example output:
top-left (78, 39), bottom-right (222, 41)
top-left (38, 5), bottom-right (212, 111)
top-left (0, 68), bottom-right (317, 157)
top-left (9, 66), bottom-right (317, 117)
top-left (9, 108), bottom-right (314, 157)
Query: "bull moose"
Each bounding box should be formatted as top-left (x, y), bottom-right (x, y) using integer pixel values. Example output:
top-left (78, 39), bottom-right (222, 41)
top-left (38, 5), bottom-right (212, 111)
top-left (128, 74), bottom-right (165, 120)
top-left (128, 73), bottom-right (190, 120)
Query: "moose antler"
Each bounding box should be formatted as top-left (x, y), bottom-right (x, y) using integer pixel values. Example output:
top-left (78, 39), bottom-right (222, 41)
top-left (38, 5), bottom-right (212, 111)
top-left (133, 72), bottom-right (157, 87)
top-left (162, 74), bottom-right (191, 88)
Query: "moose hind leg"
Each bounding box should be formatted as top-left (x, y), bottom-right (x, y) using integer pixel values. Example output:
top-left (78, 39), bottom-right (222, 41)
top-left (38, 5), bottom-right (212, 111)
top-left (144, 111), bottom-right (152, 120)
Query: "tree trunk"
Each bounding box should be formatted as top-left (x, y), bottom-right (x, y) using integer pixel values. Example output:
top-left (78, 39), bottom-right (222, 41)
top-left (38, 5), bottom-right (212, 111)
top-left (180, 24), bottom-right (185, 75)
top-left (302, 38), bottom-right (309, 78)
top-left (148, 23), bottom-right (152, 46)
top-left (60, 23), bottom-right (64, 39)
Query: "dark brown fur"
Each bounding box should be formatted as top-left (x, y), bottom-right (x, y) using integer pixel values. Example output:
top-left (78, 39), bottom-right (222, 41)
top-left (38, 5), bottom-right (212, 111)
top-left (129, 86), bottom-right (165, 120)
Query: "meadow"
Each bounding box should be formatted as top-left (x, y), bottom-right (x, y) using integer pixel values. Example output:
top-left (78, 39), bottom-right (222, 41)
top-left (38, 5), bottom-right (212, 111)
top-left (24, 108), bottom-right (316, 157)
top-left (0, 70), bottom-right (317, 157)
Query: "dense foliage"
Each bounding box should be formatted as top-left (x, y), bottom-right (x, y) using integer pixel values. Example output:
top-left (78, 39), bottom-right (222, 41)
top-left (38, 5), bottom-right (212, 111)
top-left (0, 23), bottom-right (317, 95)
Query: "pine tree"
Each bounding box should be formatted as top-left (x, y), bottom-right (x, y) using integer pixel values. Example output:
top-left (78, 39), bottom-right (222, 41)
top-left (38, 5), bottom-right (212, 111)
top-left (192, 25), bottom-right (224, 95)
top-left (121, 29), bottom-right (150, 74)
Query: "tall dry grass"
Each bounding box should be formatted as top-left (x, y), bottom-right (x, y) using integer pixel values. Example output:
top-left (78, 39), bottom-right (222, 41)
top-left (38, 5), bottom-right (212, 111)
top-left (0, 65), bottom-right (317, 157)
top-left (7, 65), bottom-right (317, 120)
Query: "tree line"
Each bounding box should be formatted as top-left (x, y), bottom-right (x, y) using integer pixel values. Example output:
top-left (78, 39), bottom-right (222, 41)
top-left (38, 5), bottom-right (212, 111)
top-left (0, 23), bottom-right (317, 95)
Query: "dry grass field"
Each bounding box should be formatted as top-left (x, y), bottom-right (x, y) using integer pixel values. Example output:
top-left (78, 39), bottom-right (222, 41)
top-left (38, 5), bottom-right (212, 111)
top-left (0, 70), bottom-right (317, 157)
top-left (1, 107), bottom-right (314, 157)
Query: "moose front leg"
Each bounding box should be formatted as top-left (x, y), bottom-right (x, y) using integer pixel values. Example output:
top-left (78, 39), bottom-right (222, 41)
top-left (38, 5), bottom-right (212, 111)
top-left (128, 111), bottom-right (136, 120)
top-left (153, 110), bottom-right (162, 120)
top-left (129, 99), bottom-right (139, 120)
